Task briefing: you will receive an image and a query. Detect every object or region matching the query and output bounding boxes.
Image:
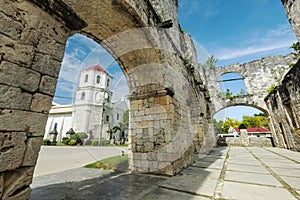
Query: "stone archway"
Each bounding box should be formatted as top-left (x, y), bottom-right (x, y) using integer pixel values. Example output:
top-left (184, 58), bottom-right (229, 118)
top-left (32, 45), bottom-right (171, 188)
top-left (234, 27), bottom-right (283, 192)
top-left (205, 54), bottom-right (296, 115)
top-left (0, 0), bottom-right (213, 199)
top-left (213, 104), bottom-right (269, 119)
top-left (1, 0), bottom-right (300, 199)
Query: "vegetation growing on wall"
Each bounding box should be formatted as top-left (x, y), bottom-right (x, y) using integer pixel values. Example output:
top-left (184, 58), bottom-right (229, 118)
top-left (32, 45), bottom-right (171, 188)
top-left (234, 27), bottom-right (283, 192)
top-left (267, 84), bottom-right (276, 94)
top-left (200, 55), bottom-right (218, 69)
top-left (290, 42), bottom-right (300, 67)
top-left (217, 89), bottom-right (247, 99)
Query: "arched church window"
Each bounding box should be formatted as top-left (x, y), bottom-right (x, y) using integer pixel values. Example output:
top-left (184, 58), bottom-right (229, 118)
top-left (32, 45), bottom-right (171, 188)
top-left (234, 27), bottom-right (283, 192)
top-left (81, 92), bottom-right (85, 100)
top-left (96, 75), bottom-right (101, 83)
top-left (85, 74), bottom-right (88, 83)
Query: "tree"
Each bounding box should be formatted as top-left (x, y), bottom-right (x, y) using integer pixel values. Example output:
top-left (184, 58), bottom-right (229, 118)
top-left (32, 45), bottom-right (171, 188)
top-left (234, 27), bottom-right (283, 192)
top-left (241, 114), bottom-right (269, 129)
top-left (291, 42), bottom-right (300, 60)
top-left (122, 109), bottom-right (129, 128)
top-left (218, 112), bottom-right (270, 134)
top-left (201, 55), bottom-right (218, 69)
top-left (239, 89), bottom-right (247, 96)
top-left (221, 117), bottom-right (241, 134)
top-left (213, 119), bottom-right (223, 135)
top-left (225, 89), bottom-right (233, 99)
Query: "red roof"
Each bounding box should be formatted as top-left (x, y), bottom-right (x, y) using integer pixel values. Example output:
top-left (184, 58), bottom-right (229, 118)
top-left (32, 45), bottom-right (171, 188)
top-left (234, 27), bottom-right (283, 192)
top-left (234, 127), bottom-right (270, 133)
top-left (86, 65), bottom-right (106, 73)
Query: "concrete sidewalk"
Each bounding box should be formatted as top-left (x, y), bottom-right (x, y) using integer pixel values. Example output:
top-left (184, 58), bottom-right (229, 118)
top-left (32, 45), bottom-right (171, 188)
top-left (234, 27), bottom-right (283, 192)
top-left (33, 146), bottom-right (128, 177)
top-left (30, 147), bottom-right (300, 200)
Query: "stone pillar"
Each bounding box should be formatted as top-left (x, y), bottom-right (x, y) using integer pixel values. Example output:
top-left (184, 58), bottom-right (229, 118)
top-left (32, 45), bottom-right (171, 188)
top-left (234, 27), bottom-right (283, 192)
top-left (0, 0), bottom-right (85, 199)
top-left (240, 129), bottom-right (250, 147)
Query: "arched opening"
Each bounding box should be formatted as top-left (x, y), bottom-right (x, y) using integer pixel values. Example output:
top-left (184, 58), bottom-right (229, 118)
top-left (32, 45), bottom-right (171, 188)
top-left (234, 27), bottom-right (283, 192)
top-left (218, 73), bottom-right (247, 98)
top-left (39, 33), bottom-right (130, 177)
top-left (213, 105), bottom-right (273, 147)
top-left (2, 1), bottom-right (300, 199)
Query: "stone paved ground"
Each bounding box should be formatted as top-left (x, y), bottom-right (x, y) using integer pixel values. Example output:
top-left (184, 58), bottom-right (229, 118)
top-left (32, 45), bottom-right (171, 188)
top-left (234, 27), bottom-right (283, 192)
top-left (30, 147), bottom-right (300, 200)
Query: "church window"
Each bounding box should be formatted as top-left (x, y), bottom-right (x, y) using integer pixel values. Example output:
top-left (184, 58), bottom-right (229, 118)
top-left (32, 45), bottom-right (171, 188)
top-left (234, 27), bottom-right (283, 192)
top-left (85, 74), bottom-right (88, 83)
top-left (117, 113), bottom-right (120, 120)
top-left (81, 92), bottom-right (85, 100)
top-left (107, 79), bottom-right (110, 87)
top-left (96, 75), bottom-right (100, 83)
top-left (106, 115), bottom-right (109, 122)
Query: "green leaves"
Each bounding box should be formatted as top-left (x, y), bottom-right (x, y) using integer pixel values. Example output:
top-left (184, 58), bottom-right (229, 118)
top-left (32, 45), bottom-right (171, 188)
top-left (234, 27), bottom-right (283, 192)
top-left (201, 55), bottom-right (218, 69)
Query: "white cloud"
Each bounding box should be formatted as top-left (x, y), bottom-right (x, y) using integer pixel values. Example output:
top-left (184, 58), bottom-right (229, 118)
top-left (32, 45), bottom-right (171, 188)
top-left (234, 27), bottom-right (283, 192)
top-left (180, 0), bottom-right (219, 17)
top-left (214, 23), bottom-right (297, 61)
top-left (111, 71), bottom-right (129, 102)
top-left (56, 34), bottom-right (129, 104)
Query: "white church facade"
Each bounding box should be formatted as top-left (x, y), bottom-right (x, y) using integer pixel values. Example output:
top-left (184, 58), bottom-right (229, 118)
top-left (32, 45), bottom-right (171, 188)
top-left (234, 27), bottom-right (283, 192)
top-left (44, 65), bottom-right (128, 141)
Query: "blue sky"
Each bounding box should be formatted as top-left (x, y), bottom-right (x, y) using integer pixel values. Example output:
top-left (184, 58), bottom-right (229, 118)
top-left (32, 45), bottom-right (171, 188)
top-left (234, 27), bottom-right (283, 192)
top-left (54, 0), bottom-right (297, 121)
top-left (178, 0), bottom-right (297, 121)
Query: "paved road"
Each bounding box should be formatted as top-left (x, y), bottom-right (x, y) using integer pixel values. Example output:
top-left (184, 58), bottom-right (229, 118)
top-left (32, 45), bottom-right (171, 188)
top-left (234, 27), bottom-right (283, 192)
top-left (34, 146), bottom-right (128, 177)
top-left (31, 147), bottom-right (300, 200)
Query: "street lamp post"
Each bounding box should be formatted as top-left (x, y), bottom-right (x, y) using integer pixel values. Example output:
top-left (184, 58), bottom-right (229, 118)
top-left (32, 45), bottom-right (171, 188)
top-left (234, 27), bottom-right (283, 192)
top-left (99, 92), bottom-right (108, 146)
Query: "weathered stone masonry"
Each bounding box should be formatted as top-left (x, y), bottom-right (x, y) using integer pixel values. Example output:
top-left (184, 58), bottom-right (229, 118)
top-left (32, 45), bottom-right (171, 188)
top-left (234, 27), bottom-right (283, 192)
top-left (262, 0), bottom-right (300, 151)
top-left (0, 0), bottom-right (83, 199)
top-left (0, 0), bottom-right (214, 199)
top-left (265, 61), bottom-right (300, 151)
top-left (1, 0), bottom-right (300, 199)
top-left (205, 54), bottom-right (296, 115)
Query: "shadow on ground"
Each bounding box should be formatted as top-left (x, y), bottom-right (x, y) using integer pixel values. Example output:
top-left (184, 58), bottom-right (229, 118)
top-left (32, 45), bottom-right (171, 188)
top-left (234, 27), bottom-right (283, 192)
top-left (30, 148), bottom-right (227, 200)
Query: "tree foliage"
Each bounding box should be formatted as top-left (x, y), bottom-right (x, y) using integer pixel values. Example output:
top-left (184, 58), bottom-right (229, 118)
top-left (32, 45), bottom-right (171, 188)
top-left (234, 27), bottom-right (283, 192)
top-left (201, 55), bottom-right (218, 69)
top-left (221, 117), bottom-right (241, 134)
top-left (214, 112), bottom-right (269, 134)
top-left (291, 42), bottom-right (300, 60)
top-left (122, 109), bottom-right (129, 128)
top-left (218, 88), bottom-right (247, 99)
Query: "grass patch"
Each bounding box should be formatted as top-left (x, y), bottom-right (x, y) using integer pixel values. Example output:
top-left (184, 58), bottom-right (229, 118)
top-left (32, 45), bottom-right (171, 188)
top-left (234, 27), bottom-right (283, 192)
top-left (114, 143), bottom-right (128, 147)
top-left (84, 155), bottom-right (128, 171)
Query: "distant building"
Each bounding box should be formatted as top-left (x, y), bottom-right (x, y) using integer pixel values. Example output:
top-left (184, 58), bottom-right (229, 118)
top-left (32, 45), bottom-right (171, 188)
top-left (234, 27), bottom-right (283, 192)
top-left (44, 65), bottom-right (128, 141)
top-left (233, 127), bottom-right (272, 137)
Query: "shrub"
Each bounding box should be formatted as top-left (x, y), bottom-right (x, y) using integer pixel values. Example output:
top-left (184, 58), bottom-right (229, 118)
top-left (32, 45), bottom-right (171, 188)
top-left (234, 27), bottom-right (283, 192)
top-left (68, 139), bottom-right (77, 146)
top-left (267, 84), bottom-right (276, 94)
top-left (42, 139), bottom-right (50, 145)
top-left (62, 137), bottom-right (70, 145)
top-left (56, 141), bottom-right (65, 146)
top-left (77, 132), bottom-right (88, 139)
top-left (71, 133), bottom-right (84, 145)
top-left (92, 140), bottom-right (99, 146)
top-left (100, 140), bottom-right (110, 146)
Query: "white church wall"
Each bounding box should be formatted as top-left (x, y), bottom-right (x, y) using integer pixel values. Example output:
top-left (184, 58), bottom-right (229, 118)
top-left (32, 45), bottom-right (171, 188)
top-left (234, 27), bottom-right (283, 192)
top-left (44, 113), bottom-right (73, 141)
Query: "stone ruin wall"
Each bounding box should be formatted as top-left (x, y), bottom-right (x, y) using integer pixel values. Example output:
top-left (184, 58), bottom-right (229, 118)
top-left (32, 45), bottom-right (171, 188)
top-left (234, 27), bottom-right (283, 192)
top-left (264, 0), bottom-right (300, 151)
top-left (265, 61), bottom-right (300, 151)
top-left (1, 0), bottom-right (300, 199)
top-left (282, 0), bottom-right (300, 41)
top-left (0, 0), bottom-right (77, 199)
top-left (0, 0), bottom-right (215, 199)
top-left (205, 54), bottom-right (295, 115)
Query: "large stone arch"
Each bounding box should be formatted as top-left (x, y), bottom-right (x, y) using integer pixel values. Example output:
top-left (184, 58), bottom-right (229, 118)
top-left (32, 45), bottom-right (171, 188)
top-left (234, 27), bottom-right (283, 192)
top-left (0, 0), bottom-right (213, 199)
top-left (205, 54), bottom-right (296, 115)
top-left (214, 103), bottom-right (269, 119)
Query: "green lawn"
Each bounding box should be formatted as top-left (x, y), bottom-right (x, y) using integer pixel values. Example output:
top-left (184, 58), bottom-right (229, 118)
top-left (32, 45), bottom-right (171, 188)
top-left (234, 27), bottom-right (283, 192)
top-left (84, 155), bottom-right (128, 171)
